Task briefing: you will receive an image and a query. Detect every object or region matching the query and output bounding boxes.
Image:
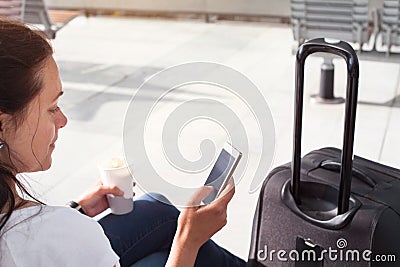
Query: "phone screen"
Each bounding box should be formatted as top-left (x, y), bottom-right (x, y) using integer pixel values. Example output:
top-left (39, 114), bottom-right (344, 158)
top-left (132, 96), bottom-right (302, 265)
top-left (203, 148), bottom-right (236, 204)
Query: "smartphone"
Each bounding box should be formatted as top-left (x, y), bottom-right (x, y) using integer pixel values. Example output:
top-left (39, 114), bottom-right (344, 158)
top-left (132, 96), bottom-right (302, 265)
top-left (202, 142), bottom-right (242, 204)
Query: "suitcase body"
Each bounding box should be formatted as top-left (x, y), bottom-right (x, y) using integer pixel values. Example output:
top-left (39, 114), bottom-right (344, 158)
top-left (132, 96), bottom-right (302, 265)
top-left (248, 39), bottom-right (400, 267)
top-left (248, 148), bottom-right (400, 266)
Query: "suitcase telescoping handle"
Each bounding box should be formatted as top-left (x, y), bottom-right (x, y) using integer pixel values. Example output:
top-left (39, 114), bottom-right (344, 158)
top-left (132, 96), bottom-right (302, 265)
top-left (292, 38), bottom-right (359, 215)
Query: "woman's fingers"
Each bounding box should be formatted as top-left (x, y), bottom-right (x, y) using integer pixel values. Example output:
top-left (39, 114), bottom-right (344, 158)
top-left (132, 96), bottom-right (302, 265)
top-left (187, 186), bottom-right (214, 207)
top-left (98, 185), bottom-right (124, 197)
top-left (210, 177), bottom-right (235, 208)
top-left (175, 180), bottom-right (236, 251)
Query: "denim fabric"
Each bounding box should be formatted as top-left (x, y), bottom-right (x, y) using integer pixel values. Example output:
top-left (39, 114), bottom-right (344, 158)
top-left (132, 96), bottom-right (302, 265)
top-left (99, 194), bottom-right (246, 267)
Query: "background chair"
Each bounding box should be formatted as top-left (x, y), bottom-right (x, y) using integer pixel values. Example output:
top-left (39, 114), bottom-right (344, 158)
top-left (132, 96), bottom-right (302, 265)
top-left (0, 0), bottom-right (79, 39)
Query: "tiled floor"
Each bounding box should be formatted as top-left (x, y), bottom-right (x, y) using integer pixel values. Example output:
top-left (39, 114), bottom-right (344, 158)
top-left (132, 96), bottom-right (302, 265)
top-left (26, 16), bottom-right (400, 260)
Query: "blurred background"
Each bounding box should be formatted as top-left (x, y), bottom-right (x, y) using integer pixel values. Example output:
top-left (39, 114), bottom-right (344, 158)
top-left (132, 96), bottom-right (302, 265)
top-left (3, 0), bottom-right (399, 260)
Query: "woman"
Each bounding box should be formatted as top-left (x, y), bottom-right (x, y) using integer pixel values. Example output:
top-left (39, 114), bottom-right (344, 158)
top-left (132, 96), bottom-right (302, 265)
top-left (0, 19), bottom-right (246, 267)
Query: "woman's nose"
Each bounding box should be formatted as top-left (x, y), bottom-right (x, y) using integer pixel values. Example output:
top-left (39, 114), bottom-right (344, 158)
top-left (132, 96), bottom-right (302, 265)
top-left (57, 110), bottom-right (68, 129)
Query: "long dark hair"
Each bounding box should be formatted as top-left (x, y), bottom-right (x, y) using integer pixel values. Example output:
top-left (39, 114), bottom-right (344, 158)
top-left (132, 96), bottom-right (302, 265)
top-left (0, 19), bottom-right (53, 232)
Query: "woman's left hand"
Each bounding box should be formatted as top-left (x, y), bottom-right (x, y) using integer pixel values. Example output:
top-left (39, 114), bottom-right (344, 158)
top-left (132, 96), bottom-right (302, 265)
top-left (77, 181), bottom-right (128, 217)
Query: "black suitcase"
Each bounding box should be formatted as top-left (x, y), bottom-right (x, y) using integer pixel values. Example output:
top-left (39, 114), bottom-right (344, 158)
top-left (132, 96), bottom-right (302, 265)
top-left (247, 38), bottom-right (400, 267)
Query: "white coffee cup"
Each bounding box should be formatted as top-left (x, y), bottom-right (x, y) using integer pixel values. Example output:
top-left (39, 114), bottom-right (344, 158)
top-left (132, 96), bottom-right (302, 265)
top-left (98, 157), bottom-right (134, 215)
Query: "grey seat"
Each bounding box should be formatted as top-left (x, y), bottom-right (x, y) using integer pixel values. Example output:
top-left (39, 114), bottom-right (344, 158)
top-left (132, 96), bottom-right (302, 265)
top-left (23, 0), bottom-right (79, 39)
top-left (381, 0), bottom-right (400, 53)
top-left (291, 0), bottom-right (371, 50)
top-left (0, 0), bottom-right (79, 39)
top-left (0, 0), bottom-right (25, 21)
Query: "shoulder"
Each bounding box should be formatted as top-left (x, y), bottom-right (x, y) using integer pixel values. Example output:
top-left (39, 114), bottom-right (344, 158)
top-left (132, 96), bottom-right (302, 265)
top-left (42, 206), bottom-right (111, 245)
top-left (2, 205), bottom-right (88, 227)
top-left (1, 205), bottom-right (119, 267)
top-left (41, 205), bottom-right (98, 228)
top-left (12, 205), bottom-right (102, 236)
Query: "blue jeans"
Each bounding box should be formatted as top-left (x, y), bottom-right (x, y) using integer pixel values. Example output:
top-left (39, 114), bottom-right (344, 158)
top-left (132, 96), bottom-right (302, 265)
top-left (98, 194), bottom-right (246, 267)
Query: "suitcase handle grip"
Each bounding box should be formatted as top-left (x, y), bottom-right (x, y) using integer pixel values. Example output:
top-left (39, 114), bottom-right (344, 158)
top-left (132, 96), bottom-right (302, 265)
top-left (292, 38), bottom-right (359, 215)
top-left (320, 160), bottom-right (377, 188)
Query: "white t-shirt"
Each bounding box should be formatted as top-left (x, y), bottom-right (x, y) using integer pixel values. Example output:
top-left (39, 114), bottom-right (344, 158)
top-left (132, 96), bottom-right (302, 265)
top-left (0, 205), bottom-right (119, 267)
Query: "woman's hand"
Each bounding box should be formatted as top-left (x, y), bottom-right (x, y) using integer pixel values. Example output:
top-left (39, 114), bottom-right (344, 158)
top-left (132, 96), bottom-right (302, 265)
top-left (178, 180), bottom-right (235, 248)
top-left (166, 179), bottom-right (235, 267)
top-left (77, 181), bottom-right (134, 217)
